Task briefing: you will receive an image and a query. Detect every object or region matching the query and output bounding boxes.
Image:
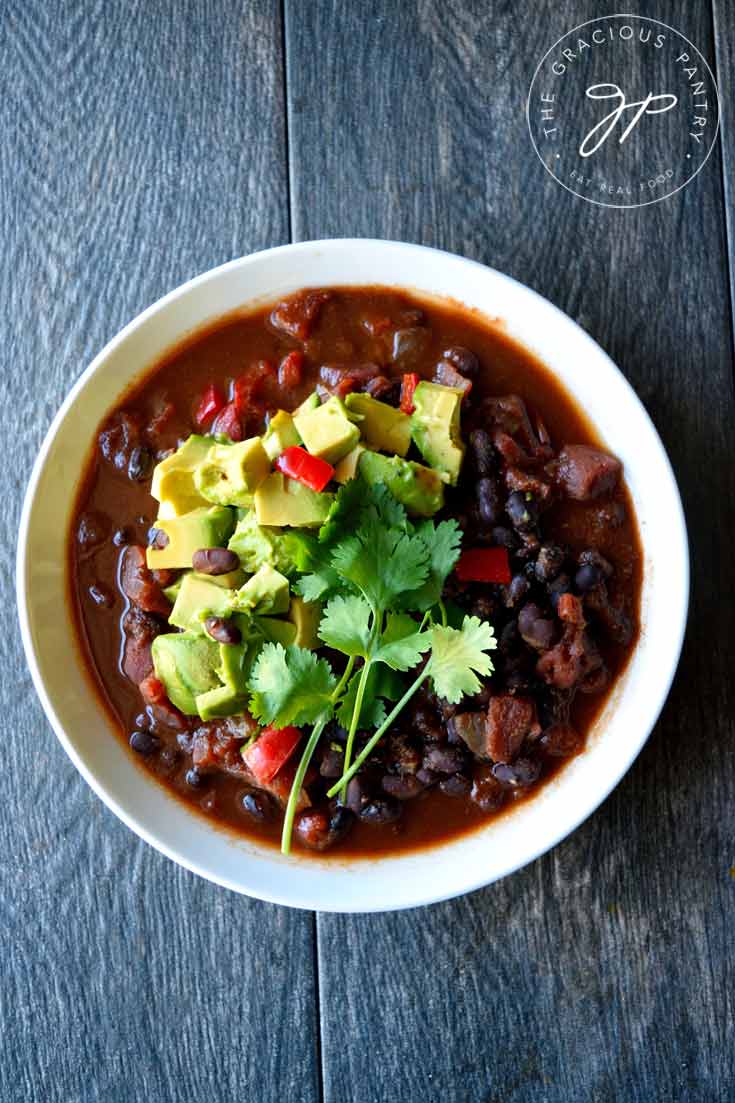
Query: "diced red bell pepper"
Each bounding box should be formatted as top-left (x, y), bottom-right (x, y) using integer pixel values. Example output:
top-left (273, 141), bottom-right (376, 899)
top-left (278, 350), bottom-right (304, 389)
top-left (194, 384), bottom-right (226, 428)
top-left (276, 445), bottom-right (334, 492)
top-left (211, 401), bottom-right (244, 442)
top-left (400, 372), bottom-right (420, 414)
top-left (243, 725), bottom-right (301, 785)
top-left (455, 546), bottom-right (512, 584)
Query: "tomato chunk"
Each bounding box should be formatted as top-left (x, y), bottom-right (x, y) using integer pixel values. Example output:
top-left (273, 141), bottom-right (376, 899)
top-left (278, 350), bottom-right (304, 389)
top-left (244, 725), bottom-right (301, 785)
top-left (276, 446), bottom-right (334, 492)
top-left (233, 360), bottom-right (275, 414)
top-left (211, 402), bottom-right (244, 442)
top-left (400, 372), bottom-right (419, 414)
top-left (455, 546), bottom-right (512, 584)
top-left (194, 384), bottom-right (226, 428)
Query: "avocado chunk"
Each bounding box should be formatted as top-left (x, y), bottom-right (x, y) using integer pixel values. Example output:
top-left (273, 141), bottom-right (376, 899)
top-left (218, 618), bottom-right (257, 691)
top-left (333, 443), bottom-right (366, 484)
top-left (230, 564), bottom-right (290, 615)
top-left (411, 381), bottom-right (465, 485)
top-left (359, 450), bottom-right (444, 517)
top-left (288, 596), bottom-right (321, 648)
top-left (345, 393), bottom-right (411, 456)
top-left (195, 683), bottom-right (247, 721)
top-left (228, 509), bottom-right (299, 575)
top-left (294, 396), bottom-right (360, 464)
top-left (146, 506), bottom-right (235, 571)
top-left (292, 391), bottom-right (320, 417)
top-left (262, 410), bottom-right (300, 461)
top-left (254, 473), bottom-right (333, 528)
top-left (151, 435), bottom-right (212, 517)
top-left (255, 616), bottom-right (298, 647)
top-left (168, 573), bottom-right (234, 631)
top-left (194, 437), bottom-right (271, 507)
top-left (151, 632), bottom-right (221, 715)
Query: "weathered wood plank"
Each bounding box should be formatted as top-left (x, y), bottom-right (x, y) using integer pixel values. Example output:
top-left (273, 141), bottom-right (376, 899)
top-left (0, 4), bottom-right (318, 1102)
top-left (713, 2), bottom-right (735, 347)
top-left (286, 2), bottom-right (735, 1100)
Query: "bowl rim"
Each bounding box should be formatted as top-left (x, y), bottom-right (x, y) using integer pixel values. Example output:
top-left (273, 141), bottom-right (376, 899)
top-left (16, 238), bottom-right (690, 911)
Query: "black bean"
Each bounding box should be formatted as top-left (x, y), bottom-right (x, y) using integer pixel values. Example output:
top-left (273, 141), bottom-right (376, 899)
top-left (506, 490), bottom-right (539, 531)
top-left (77, 511), bottom-right (109, 551)
top-left (578, 548), bottom-right (614, 577)
top-left (204, 616), bottom-right (242, 645)
top-left (442, 345), bottom-right (480, 379)
top-left (492, 757), bottom-right (541, 788)
top-left (148, 527), bottom-right (169, 549)
top-left (575, 563), bottom-right (604, 592)
top-left (129, 729), bottom-right (159, 756)
top-left (422, 745), bottom-right (467, 775)
top-left (319, 745), bottom-right (344, 778)
top-left (382, 774), bottom-right (425, 800)
top-left (112, 527), bottom-right (130, 547)
top-left (470, 593), bottom-right (495, 621)
top-left (128, 445), bottom-right (153, 482)
top-left (439, 773), bottom-right (472, 798)
top-left (469, 428), bottom-right (495, 476)
top-left (241, 790), bottom-right (273, 821)
top-left (503, 573), bottom-right (530, 609)
top-left (471, 766), bottom-right (505, 812)
top-left (345, 775), bottom-right (372, 814)
top-left (547, 572), bottom-right (572, 610)
top-left (518, 602), bottom-right (557, 651)
top-left (192, 547), bottom-right (240, 575)
top-left (477, 477), bottom-right (502, 526)
top-left (411, 705), bottom-right (442, 742)
top-left (359, 797), bottom-right (402, 825)
top-left (134, 712), bottom-right (149, 731)
top-left (328, 805), bottom-right (355, 842)
top-left (535, 543), bottom-right (565, 582)
top-left (416, 767), bottom-right (439, 788)
top-left (185, 768), bottom-right (204, 789)
top-left (491, 525), bottom-right (519, 551)
top-left (88, 584), bottom-right (113, 608)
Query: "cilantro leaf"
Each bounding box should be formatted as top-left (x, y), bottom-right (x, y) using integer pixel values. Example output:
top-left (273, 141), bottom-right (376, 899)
top-left (248, 643), bottom-right (337, 728)
top-left (402, 518), bottom-right (462, 612)
top-left (427, 616), bottom-right (497, 704)
top-left (318, 595), bottom-right (372, 655)
top-left (294, 566), bottom-right (343, 603)
top-left (331, 520), bottom-right (430, 612)
top-left (318, 477), bottom-right (365, 545)
top-left (374, 613), bottom-right (432, 671)
top-left (336, 664), bottom-right (405, 729)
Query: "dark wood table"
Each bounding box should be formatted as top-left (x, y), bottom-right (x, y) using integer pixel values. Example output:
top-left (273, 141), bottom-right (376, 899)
top-left (4, 3), bottom-right (733, 1100)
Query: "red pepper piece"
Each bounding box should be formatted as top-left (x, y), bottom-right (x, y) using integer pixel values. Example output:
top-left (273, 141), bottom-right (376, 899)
top-left (455, 546), bottom-right (512, 584)
top-left (400, 372), bottom-right (420, 414)
top-left (194, 384), bottom-right (226, 428)
top-left (243, 725), bottom-right (301, 785)
top-left (211, 402), bottom-right (244, 442)
top-left (278, 350), bottom-right (304, 389)
top-left (276, 445), bottom-right (334, 493)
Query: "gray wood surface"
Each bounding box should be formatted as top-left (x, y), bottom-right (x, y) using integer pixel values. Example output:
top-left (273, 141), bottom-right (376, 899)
top-left (286, 2), bottom-right (735, 1100)
top-left (1, 4), bottom-right (320, 1103)
top-left (4, 2), bottom-right (734, 1102)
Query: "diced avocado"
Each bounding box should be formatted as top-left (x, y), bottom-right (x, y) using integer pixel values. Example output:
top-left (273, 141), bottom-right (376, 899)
top-left (228, 510), bottom-right (299, 575)
top-left (151, 435), bottom-right (212, 516)
top-left (195, 683), bottom-right (247, 721)
top-left (146, 506), bottom-right (235, 571)
top-left (333, 443), bottom-right (366, 484)
top-left (230, 564), bottom-right (290, 615)
top-left (151, 632), bottom-right (221, 715)
top-left (255, 616), bottom-right (298, 647)
top-left (254, 473), bottom-right (333, 528)
top-left (293, 391), bottom-right (320, 417)
top-left (294, 396), bottom-right (360, 464)
top-left (288, 596), bottom-right (321, 649)
top-left (359, 450), bottom-right (444, 517)
top-left (345, 393), bottom-right (411, 456)
top-left (199, 568), bottom-right (246, 589)
top-left (262, 410), bottom-right (300, 461)
top-left (194, 437), bottom-right (271, 508)
top-left (168, 573), bottom-right (233, 631)
top-left (411, 381), bottom-right (465, 485)
top-left (218, 618), bottom-right (256, 691)
top-left (163, 576), bottom-right (184, 604)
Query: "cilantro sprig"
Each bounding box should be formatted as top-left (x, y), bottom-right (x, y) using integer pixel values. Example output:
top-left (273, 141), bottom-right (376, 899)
top-left (246, 478), bottom-right (497, 855)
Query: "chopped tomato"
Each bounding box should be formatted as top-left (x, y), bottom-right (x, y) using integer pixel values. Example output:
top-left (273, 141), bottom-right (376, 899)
top-left (194, 384), bottom-right (225, 428)
top-left (455, 546), bottom-right (512, 584)
top-left (211, 402), bottom-right (244, 442)
top-left (400, 372), bottom-right (420, 414)
top-left (278, 350), bottom-right (304, 389)
top-left (139, 675), bottom-right (167, 706)
top-left (276, 446), bottom-right (334, 492)
top-left (243, 725), bottom-right (301, 785)
top-left (233, 360), bottom-right (275, 414)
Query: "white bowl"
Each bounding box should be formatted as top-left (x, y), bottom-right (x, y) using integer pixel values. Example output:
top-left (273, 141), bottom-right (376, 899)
top-left (17, 240), bottom-right (688, 912)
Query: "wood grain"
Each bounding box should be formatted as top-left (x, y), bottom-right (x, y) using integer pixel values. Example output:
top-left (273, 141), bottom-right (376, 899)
top-left (0, 3), bottom-right (319, 1102)
top-left (285, 2), bottom-right (735, 1100)
top-left (713, 1), bottom-right (735, 349)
